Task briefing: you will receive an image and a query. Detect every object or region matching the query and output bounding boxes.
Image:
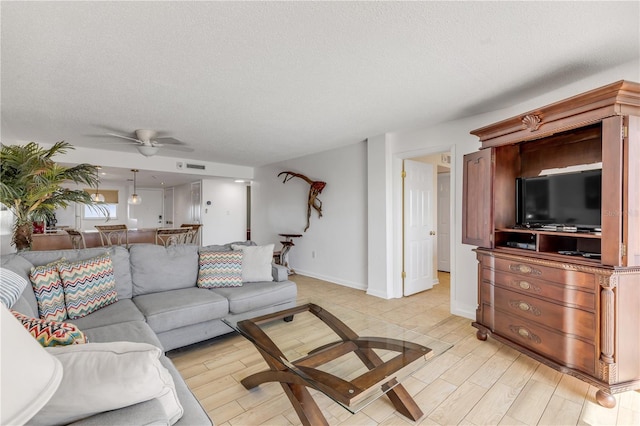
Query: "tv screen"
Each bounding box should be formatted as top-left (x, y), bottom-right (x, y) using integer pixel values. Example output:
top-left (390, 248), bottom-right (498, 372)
top-left (516, 169), bottom-right (602, 229)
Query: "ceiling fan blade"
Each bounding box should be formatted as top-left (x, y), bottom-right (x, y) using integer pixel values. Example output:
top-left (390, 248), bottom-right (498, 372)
top-left (161, 145), bottom-right (195, 152)
top-left (155, 137), bottom-right (187, 146)
top-left (106, 133), bottom-right (143, 144)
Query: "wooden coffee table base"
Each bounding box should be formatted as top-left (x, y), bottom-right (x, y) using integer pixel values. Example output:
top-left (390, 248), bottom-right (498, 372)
top-left (237, 304), bottom-right (432, 425)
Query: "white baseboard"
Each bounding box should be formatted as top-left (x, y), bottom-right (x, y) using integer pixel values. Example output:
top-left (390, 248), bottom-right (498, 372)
top-left (292, 269), bottom-right (367, 292)
top-left (365, 287), bottom-right (390, 299)
top-left (451, 301), bottom-right (476, 320)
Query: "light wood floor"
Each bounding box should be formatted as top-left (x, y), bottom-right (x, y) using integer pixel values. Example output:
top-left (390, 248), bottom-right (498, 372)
top-left (168, 273), bottom-right (640, 425)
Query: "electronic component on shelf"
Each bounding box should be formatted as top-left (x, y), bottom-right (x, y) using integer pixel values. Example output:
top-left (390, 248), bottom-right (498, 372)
top-left (558, 250), bottom-right (582, 256)
top-left (540, 225), bottom-right (578, 232)
top-left (506, 241), bottom-right (536, 250)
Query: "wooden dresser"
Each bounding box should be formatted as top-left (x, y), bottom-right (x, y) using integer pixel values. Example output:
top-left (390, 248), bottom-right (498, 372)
top-left (463, 81), bottom-right (640, 407)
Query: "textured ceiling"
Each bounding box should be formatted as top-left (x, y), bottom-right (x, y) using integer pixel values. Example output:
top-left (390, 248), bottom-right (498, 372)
top-left (2, 1), bottom-right (639, 168)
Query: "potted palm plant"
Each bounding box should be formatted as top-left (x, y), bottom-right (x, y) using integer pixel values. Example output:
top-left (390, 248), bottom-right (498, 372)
top-left (0, 141), bottom-right (105, 251)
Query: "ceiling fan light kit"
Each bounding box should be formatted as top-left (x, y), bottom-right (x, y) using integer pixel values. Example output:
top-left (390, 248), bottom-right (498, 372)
top-left (128, 169), bottom-right (142, 205)
top-left (137, 145), bottom-right (159, 157)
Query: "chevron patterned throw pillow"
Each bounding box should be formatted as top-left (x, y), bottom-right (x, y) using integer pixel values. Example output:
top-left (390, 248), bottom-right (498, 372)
top-left (197, 250), bottom-right (244, 288)
top-left (30, 258), bottom-right (68, 321)
top-left (11, 310), bottom-right (87, 347)
top-left (58, 253), bottom-right (118, 320)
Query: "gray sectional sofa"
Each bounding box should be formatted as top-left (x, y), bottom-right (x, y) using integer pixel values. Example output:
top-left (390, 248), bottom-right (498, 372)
top-left (1, 242), bottom-right (298, 425)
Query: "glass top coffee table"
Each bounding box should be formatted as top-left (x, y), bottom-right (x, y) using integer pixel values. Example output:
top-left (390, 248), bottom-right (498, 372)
top-left (223, 300), bottom-right (451, 425)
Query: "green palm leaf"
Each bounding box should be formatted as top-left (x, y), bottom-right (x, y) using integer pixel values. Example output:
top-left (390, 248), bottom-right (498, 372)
top-left (0, 141), bottom-right (107, 250)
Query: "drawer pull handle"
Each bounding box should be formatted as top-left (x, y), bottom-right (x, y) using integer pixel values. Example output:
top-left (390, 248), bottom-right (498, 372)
top-left (509, 325), bottom-right (541, 344)
top-left (509, 264), bottom-right (541, 276)
top-left (512, 280), bottom-right (541, 293)
top-left (509, 300), bottom-right (542, 316)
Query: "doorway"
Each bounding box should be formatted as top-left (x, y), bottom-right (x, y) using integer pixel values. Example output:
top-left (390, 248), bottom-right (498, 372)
top-left (393, 147), bottom-right (454, 299)
top-left (164, 187), bottom-right (174, 227)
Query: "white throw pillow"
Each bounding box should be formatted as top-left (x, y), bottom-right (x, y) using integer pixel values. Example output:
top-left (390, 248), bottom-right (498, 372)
top-left (29, 342), bottom-right (183, 426)
top-left (231, 244), bottom-right (275, 282)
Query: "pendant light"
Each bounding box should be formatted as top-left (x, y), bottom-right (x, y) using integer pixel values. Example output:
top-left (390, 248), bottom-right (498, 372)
top-left (128, 169), bottom-right (142, 205)
top-left (91, 166), bottom-right (106, 202)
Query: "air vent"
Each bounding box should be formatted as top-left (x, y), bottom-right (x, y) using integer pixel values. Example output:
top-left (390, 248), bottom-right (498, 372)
top-left (185, 163), bottom-right (206, 170)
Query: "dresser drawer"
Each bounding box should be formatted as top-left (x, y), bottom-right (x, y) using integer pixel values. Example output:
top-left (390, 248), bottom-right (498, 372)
top-left (489, 257), bottom-right (596, 292)
top-left (494, 310), bottom-right (597, 375)
top-left (490, 285), bottom-right (596, 341)
top-left (484, 268), bottom-right (597, 311)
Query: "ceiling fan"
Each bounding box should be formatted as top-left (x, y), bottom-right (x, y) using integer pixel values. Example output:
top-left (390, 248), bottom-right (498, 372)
top-left (105, 129), bottom-right (193, 157)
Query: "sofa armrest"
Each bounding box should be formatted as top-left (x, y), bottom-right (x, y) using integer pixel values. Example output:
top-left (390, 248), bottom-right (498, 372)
top-left (272, 264), bottom-right (289, 282)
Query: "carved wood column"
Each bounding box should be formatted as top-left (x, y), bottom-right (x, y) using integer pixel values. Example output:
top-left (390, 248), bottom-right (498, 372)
top-left (598, 273), bottom-right (617, 384)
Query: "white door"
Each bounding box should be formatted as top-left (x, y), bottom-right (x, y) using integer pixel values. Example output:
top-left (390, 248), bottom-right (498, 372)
top-left (404, 159), bottom-right (435, 296)
top-left (437, 173), bottom-right (451, 272)
top-left (135, 189), bottom-right (164, 229)
top-left (164, 187), bottom-right (174, 226)
top-left (190, 182), bottom-right (201, 223)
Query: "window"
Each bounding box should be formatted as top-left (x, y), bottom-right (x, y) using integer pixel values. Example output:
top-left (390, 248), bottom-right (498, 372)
top-left (83, 189), bottom-right (119, 220)
top-left (84, 203), bottom-right (117, 219)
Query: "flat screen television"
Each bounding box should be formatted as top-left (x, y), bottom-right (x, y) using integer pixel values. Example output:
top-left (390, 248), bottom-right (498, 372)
top-left (516, 169), bottom-right (602, 230)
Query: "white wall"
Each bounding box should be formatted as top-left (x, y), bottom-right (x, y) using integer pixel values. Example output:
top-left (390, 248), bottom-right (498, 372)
top-left (366, 135), bottom-right (394, 297)
top-left (200, 179), bottom-right (246, 246)
top-left (252, 142), bottom-right (368, 289)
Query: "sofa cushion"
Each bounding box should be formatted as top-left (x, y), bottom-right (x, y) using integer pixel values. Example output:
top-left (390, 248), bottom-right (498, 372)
top-left (30, 342), bottom-right (183, 426)
top-left (0, 267), bottom-right (28, 308)
top-left (210, 280), bottom-right (297, 314)
top-left (130, 245), bottom-right (199, 296)
top-left (11, 310), bottom-right (87, 347)
top-left (197, 250), bottom-right (244, 288)
top-left (19, 247), bottom-right (134, 299)
top-left (29, 259), bottom-right (68, 321)
top-left (66, 299), bottom-right (144, 330)
top-left (81, 320), bottom-right (164, 349)
top-left (134, 287), bottom-right (228, 334)
top-left (58, 253), bottom-right (119, 320)
top-left (200, 244), bottom-right (231, 252)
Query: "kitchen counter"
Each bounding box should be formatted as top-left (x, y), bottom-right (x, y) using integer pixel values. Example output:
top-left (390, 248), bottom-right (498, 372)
top-left (31, 228), bottom-right (159, 250)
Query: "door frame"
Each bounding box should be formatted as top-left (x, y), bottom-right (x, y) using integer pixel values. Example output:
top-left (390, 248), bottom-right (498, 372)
top-left (392, 144), bottom-right (456, 299)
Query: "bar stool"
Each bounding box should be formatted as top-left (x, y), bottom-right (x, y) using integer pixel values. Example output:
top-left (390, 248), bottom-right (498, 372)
top-left (65, 229), bottom-right (86, 249)
top-left (180, 224), bottom-right (202, 245)
top-left (156, 228), bottom-right (191, 247)
top-left (95, 224), bottom-right (129, 248)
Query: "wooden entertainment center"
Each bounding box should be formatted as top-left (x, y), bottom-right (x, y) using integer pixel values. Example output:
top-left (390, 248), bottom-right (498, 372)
top-left (462, 80), bottom-right (640, 408)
